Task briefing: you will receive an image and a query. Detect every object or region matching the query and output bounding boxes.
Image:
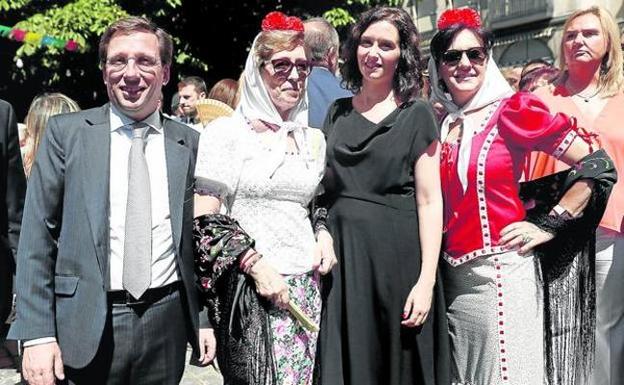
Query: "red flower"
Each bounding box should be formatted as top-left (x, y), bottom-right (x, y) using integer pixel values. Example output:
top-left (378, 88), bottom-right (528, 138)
top-left (261, 11), bottom-right (304, 32)
top-left (437, 8), bottom-right (482, 30)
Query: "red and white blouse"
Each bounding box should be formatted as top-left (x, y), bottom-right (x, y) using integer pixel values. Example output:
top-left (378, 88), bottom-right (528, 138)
top-left (441, 92), bottom-right (578, 266)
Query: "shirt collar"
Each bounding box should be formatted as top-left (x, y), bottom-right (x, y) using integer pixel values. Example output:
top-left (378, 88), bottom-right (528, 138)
top-left (109, 104), bottom-right (163, 134)
top-left (312, 66), bottom-right (331, 73)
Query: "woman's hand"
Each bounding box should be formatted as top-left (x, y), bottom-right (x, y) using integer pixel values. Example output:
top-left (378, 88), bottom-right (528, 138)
top-left (401, 279), bottom-right (434, 328)
top-left (499, 221), bottom-right (554, 255)
top-left (313, 229), bottom-right (338, 275)
top-left (249, 258), bottom-right (290, 308)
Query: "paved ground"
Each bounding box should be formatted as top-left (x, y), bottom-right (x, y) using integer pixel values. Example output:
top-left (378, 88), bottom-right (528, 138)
top-left (0, 346), bottom-right (223, 385)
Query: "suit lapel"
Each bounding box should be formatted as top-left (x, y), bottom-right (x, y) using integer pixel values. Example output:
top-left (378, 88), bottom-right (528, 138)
top-left (163, 118), bottom-right (190, 252)
top-left (81, 104), bottom-right (111, 278)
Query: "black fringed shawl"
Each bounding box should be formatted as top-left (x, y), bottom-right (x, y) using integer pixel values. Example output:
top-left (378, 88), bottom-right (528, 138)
top-left (519, 149), bottom-right (617, 385)
top-left (193, 214), bottom-right (277, 385)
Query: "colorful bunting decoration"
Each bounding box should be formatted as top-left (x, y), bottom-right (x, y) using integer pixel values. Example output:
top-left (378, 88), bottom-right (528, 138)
top-left (0, 23), bottom-right (81, 52)
top-left (0, 25), bottom-right (10, 37)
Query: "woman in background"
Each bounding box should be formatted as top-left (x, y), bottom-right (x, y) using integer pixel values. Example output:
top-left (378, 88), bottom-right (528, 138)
top-left (21, 93), bottom-right (80, 177)
top-left (208, 78), bottom-right (239, 109)
top-left (529, 6), bottom-right (624, 384)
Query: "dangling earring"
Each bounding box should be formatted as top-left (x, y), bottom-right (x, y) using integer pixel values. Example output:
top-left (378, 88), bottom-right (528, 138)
top-left (600, 54), bottom-right (609, 75)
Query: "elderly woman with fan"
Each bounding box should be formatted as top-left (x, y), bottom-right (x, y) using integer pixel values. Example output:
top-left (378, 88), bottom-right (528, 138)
top-left (428, 7), bottom-right (616, 385)
top-left (192, 11), bottom-right (336, 385)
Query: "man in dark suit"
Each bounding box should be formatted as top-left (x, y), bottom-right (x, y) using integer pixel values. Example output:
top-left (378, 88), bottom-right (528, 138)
top-left (0, 99), bottom-right (26, 338)
top-left (8, 17), bottom-right (215, 385)
top-left (304, 18), bottom-right (352, 128)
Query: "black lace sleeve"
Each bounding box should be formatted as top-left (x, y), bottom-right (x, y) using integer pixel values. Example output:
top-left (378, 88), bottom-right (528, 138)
top-left (311, 205), bottom-right (328, 235)
top-left (193, 213), bottom-right (277, 384)
top-left (310, 152), bottom-right (336, 236)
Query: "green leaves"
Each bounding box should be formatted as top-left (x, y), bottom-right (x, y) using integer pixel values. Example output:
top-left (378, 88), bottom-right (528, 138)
top-left (165, 0), bottom-right (181, 7)
top-left (14, 0), bottom-right (127, 55)
top-left (175, 51), bottom-right (209, 72)
top-left (0, 0), bottom-right (31, 12)
top-left (323, 8), bottom-right (355, 28)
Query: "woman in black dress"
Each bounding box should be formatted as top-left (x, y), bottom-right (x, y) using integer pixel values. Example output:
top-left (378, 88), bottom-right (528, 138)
top-left (316, 7), bottom-right (449, 385)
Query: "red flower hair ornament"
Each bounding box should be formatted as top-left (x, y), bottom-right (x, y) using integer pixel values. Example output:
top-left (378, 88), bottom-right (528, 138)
top-left (261, 11), bottom-right (304, 32)
top-left (437, 8), bottom-right (482, 30)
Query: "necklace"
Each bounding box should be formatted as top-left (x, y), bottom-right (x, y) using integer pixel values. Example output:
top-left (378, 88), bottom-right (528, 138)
top-left (573, 88), bottom-right (600, 103)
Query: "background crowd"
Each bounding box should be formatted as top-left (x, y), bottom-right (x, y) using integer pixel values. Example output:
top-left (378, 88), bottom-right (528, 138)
top-left (0, 3), bottom-right (622, 385)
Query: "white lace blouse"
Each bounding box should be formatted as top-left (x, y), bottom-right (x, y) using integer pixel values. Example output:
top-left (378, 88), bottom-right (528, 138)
top-left (195, 114), bottom-right (326, 275)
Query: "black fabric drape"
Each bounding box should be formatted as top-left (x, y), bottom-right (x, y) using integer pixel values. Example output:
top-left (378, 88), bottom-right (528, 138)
top-left (519, 149), bottom-right (617, 385)
top-left (193, 213), bottom-right (277, 385)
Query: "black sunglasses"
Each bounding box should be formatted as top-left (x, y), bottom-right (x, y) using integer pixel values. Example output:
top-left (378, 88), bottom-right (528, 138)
top-left (441, 47), bottom-right (488, 65)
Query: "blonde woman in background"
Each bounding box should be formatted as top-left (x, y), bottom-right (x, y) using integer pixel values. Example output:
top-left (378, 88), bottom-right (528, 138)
top-left (528, 6), bottom-right (624, 385)
top-left (22, 93), bottom-right (80, 176)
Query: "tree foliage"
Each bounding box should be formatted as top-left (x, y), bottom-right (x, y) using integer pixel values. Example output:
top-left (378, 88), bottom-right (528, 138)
top-left (5, 0), bottom-right (211, 84)
top-left (0, 0), bottom-right (403, 117)
top-left (0, 0), bottom-right (30, 11)
top-left (12, 0), bottom-right (128, 84)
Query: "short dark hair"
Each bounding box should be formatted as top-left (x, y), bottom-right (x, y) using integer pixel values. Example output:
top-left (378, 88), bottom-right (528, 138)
top-left (518, 66), bottom-right (560, 91)
top-left (340, 6), bottom-right (422, 102)
top-left (520, 58), bottom-right (551, 78)
top-left (430, 25), bottom-right (493, 67)
top-left (178, 76), bottom-right (208, 95)
top-left (99, 16), bottom-right (173, 66)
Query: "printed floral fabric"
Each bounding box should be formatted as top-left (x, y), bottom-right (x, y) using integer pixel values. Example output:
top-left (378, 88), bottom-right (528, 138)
top-left (268, 273), bottom-right (321, 385)
top-left (193, 213), bottom-right (255, 324)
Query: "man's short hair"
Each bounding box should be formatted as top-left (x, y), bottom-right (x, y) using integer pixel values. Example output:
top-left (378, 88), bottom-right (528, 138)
top-left (304, 17), bottom-right (339, 64)
top-left (177, 76), bottom-right (207, 95)
top-left (99, 16), bottom-right (173, 66)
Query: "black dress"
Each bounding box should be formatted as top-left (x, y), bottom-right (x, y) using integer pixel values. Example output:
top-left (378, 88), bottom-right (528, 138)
top-left (316, 98), bottom-right (450, 385)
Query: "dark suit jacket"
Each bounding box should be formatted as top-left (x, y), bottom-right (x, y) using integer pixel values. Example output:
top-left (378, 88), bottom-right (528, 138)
top-left (8, 104), bottom-right (205, 368)
top-left (307, 66), bottom-right (352, 128)
top-left (0, 99), bottom-right (26, 332)
top-left (0, 99), bottom-right (25, 262)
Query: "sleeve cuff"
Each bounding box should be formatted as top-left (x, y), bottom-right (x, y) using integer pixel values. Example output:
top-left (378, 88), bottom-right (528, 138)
top-left (550, 129), bottom-right (577, 160)
top-left (199, 308), bottom-right (212, 329)
top-left (22, 337), bottom-right (57, 347)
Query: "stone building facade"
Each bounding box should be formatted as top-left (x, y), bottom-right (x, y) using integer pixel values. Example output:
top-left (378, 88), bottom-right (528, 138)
top-left (406, 0), bottom-right (623, 67)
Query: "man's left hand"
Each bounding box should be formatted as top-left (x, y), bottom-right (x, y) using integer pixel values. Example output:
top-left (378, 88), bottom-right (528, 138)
top-left (197, 328), bottom-right (216, 366)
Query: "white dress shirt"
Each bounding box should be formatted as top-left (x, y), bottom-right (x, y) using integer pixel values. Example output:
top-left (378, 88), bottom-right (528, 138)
top-left (108, 105), bottom-right (179, 290)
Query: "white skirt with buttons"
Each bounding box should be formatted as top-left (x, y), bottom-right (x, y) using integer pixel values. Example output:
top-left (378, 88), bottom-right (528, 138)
top-left (442, 251), bottom-right (544, 385)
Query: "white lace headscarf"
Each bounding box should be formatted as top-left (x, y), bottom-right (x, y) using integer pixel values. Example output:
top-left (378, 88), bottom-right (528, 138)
top-left (236, 32), bottom-right (311, 177)
top-left (428, 41), bottom-right (513, 192)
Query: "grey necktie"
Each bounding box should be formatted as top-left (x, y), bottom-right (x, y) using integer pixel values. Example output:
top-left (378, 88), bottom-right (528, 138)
top-left (122, 122), bottom-right (152, 299)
